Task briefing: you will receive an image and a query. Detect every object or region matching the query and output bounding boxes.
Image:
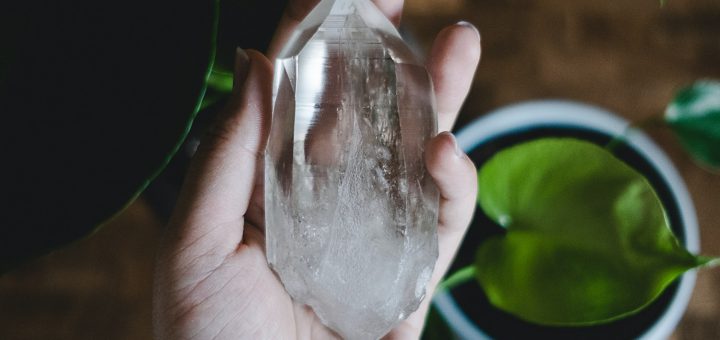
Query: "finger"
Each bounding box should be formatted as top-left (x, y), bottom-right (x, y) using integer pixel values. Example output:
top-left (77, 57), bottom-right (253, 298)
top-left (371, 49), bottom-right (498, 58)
top-left (171, 49), bottom-right (273, 231)
top-left (371, 0), bottom-right (404, 26)
top-left (427, 22), bottom-right (481, 132)
top-left (268, 0), bottom-right (405, 59)
top-left (429, 133), bottom-right (477, 278)
top-left (398, 132), bottom-right (477, 336)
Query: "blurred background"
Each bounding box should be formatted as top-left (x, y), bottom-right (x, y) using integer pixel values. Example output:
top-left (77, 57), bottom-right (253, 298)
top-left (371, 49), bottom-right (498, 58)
top-left (1, 0), bottom-right (719, 338)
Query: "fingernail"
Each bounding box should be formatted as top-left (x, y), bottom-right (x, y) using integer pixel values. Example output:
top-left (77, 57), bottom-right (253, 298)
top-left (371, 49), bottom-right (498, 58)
top-left (456, 21), bottom-right (481, 41)
top-left (234, 47), bottom-right (251, 88)
top-left (440, 131), bottom-right (464, 158)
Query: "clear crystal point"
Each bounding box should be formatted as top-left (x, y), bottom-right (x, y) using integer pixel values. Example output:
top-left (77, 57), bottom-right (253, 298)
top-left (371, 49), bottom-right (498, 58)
top-left (265, 0), bottom-right (439, 338)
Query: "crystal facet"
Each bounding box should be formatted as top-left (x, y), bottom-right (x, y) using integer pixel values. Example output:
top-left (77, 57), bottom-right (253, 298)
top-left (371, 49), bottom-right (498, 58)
top-left (265, 0), bottom-right (439, 338)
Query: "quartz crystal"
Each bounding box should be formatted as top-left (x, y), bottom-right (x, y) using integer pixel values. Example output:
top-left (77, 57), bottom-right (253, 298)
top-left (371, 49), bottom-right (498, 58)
top-left (265, 0), bottom-right (439, 338)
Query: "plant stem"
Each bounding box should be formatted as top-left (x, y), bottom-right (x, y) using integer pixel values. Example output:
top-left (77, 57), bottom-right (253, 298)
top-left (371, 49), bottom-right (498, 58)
top-left (436, 265), bottom-right (476, 293)
top-left (698, 256), bottom-right (720, 267)
top-left (604, 132), bottom-right (627, 153)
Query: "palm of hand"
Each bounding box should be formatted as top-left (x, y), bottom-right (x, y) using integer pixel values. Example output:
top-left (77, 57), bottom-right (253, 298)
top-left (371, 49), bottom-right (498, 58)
top-left (156, 218), bottom-right (337, 339)
top-left (153, 1), bottom-right (481, 339)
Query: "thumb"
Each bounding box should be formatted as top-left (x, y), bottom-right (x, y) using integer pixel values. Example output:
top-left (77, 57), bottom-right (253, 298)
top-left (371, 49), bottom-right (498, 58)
top-left (170, 48), bottom-right (273, 241)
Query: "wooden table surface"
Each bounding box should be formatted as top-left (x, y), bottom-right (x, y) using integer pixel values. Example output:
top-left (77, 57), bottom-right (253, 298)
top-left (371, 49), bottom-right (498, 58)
top-left (1, 0), bottom-right (719, 339)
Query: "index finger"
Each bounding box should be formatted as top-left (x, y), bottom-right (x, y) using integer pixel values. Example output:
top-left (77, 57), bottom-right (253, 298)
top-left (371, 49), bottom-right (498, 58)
top-left (428, 22), bottom-right (482, 132)
top-left (268, 0), bottom-right (405, 59)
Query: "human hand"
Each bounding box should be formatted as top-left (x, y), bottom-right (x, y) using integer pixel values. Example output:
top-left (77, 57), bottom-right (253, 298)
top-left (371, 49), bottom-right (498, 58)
top-left (152, 1), bottom-right (481, 339)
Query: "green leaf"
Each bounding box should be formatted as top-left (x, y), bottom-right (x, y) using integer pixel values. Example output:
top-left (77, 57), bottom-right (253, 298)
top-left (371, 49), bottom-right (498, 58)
top-left (665, 80), bottom-right (720, 170)
top-left (475, 138), bottom-right (711, 325)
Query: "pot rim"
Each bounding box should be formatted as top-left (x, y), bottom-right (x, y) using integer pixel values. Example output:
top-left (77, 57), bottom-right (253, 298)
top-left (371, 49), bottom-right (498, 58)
top-left (435, 99), bottom-right (700, 340)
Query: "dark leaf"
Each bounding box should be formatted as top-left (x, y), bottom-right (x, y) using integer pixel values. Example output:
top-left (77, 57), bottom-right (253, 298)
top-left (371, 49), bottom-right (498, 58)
top-left (0, 0), bottom-right (217, 270)
top-left (665, 80), bottom-right (720, 170)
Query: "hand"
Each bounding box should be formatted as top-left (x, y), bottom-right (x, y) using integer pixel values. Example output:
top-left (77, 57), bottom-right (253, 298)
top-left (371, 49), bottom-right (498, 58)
top-left (152, 1), bottom-right (481, 339)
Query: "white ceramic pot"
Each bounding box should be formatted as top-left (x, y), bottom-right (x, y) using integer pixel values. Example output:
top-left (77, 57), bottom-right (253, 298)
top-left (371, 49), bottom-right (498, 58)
top-left (434, 100), bottom-right (700, 340)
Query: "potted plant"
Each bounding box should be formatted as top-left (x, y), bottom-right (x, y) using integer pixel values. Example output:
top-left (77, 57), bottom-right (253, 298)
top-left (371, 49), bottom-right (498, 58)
top-left (428, 81), bottom-right (720, 339)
